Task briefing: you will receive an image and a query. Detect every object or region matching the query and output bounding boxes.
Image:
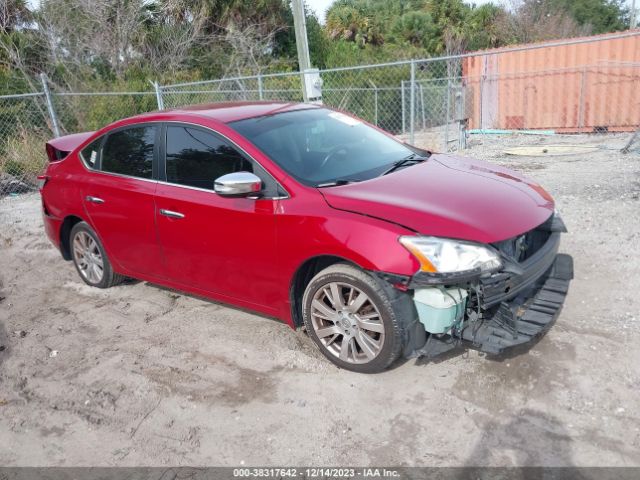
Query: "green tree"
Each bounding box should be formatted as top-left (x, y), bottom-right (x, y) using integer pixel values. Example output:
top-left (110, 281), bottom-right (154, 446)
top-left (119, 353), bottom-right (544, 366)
top-left (322, 0), bottom-right (514, 60)
top-left (465, 3), bottom-right (513, 51)
top-left (549, 0), bottom-right (628, 33)
top-left (325, 1), bottom-right (383, 46)
top-left (390, 11), bottom-right (438, 49)
top-left (424, 0), bottom-right (469, 54)
top-left (306, 12), bottom-right (331, 68)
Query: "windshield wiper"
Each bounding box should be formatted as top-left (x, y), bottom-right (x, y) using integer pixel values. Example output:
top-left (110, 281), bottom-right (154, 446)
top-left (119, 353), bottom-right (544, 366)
top-left (382, 153), bottom-right (427, 176)
top-left (316, 179), bottom-right (359, 188)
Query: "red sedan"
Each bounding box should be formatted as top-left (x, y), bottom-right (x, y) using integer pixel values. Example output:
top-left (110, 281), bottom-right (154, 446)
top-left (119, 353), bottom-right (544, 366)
top-left (38, 102), bottom-right (573, 373)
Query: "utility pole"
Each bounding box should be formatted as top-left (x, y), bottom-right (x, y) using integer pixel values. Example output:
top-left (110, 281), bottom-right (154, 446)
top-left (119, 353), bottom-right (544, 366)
top-left (291, 0), bottom-right (311, 73)
top-left (291, 0), bottom-right (323, 102)
top-left (632, 0), bottom-right (637, 29)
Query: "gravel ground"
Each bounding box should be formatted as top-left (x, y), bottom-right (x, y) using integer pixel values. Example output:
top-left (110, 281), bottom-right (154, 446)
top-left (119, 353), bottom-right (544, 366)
top-left (0, 132), bottom-right (639, 467)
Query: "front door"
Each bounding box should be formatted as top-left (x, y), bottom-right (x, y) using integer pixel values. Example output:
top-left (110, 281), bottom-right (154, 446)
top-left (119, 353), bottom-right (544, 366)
top-left (154, 123), bottom-right (280, 310)
top-left (81, 124), bottom-right (162, 278)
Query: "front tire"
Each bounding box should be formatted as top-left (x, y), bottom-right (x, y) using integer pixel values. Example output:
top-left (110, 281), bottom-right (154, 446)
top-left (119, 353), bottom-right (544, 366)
top-left (70, 222), bottom-right (124, 288)
top-left (302, 263), bottom-right (405, 373)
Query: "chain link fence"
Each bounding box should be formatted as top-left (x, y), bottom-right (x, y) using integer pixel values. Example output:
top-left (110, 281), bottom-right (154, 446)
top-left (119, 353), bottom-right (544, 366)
top-left (0, 92), bottom-right (55, 195)
top-left (160, 47), bottom-right (640, 153)
top-left (1, 31), bottom-right (639, 197)
top-left (53, 92), bottom-right (159, 134)
top-left (319, 59), bottom-right (464, 150)
top-left (160, 72), bottom-right (303, 108)
top-left (0, 88), bottom-right (160, 196)
top-left (160, 58), bottom-right (470, 152)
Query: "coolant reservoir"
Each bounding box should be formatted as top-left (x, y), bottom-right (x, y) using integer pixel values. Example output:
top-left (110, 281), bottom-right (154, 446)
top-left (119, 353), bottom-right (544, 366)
top-left (413, 287), bottom-right (468, 334)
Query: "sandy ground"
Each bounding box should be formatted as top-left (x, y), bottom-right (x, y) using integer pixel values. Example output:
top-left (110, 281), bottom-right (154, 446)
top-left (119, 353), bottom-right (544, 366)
top-left (1, 132), bottom-right (639, 467)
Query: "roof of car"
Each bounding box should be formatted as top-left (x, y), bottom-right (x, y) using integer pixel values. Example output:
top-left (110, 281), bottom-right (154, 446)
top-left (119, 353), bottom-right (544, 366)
top-left (137, 101), bottom-right (320, 124)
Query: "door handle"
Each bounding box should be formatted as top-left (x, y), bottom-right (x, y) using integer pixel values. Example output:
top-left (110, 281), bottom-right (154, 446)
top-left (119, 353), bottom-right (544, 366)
top-left (159, 209), bottom-right (185, 219)
top-left (85, 196), bottom-right (105, 204)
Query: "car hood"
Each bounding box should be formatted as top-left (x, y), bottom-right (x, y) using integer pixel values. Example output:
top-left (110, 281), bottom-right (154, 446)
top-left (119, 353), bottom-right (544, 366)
top-left (318, 154), bottom-right (555, 243)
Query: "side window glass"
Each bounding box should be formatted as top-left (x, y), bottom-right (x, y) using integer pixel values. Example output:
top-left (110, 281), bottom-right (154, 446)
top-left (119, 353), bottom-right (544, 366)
top-left (101, 126), bottom-right (155, 179)
top-left (80, 138), bottom-right (102, 169)
top-left (165, 125), bottom-right (253, 190)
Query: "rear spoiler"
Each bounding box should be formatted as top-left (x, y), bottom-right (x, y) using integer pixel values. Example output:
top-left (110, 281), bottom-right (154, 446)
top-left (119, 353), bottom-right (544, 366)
top-left (45, 131), bottom-right (95, 162)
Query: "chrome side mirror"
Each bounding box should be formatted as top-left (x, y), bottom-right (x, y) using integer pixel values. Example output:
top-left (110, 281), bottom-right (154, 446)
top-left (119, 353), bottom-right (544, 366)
top-left (214, 172), bottom-right (262, 197)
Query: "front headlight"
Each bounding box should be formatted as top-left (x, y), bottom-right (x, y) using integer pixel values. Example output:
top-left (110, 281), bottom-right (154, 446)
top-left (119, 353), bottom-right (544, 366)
top-left (399, 236), bottom-right (502, 274)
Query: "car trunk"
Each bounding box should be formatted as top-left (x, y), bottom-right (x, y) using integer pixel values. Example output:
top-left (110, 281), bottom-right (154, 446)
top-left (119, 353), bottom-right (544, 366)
top-left (45, 131), bottom-right (94, 162)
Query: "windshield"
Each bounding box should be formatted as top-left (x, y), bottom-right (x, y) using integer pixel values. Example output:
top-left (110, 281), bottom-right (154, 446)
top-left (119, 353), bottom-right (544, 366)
top-left (229, 108), bottom-right (418, 186)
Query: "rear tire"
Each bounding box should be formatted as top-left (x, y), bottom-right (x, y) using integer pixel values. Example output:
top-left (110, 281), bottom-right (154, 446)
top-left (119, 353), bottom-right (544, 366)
top-left (301, 263), bottom-right (405, 373)
top-left (70, 222), bottom-right (125, 288)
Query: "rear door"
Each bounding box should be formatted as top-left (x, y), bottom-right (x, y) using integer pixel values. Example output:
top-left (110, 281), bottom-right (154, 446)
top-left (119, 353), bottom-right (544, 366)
top-left (81, 124), bottom-right (163, 278)
top-left (154, 123), bottom-right (281, 310)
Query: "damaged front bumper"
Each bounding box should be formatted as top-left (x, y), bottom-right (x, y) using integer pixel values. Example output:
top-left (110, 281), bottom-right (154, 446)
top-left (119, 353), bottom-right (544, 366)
top-left (379, 226), bottom-right (574, 359)
top-left (459, 253), bottom-right (573, 355)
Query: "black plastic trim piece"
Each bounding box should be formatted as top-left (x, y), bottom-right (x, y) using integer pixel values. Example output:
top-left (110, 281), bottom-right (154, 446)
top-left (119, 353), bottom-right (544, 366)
top-left (373, 271), bottom-right (411, 288)
top-left (408, 268), bottom-right (485, 287)
top-left (480, 232), bottom-right (561, 309)
top-left (461, 253), bottom-right (573, 354)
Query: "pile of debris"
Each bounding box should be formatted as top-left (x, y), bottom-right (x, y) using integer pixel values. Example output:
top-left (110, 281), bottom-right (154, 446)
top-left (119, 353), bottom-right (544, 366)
top-left (0, 173), bottom-right (34, 197)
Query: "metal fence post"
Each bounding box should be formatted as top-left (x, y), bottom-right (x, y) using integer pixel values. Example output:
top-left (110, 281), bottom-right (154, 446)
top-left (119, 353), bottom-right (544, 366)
top-left (258, 74), bottom-right (264, 100)
top-left (374, 87), bottom-right (378, 126)
top-left (410, 60), bottom-right (416, 144)
top-left (153, 81), bottom-right (165, 110)
top-left (419, 83), bottom-right (426, 130)
top-left (368, 80), bottom-right (378, 126)
top-left (445, 79), bottom-right (451, 151)
top-left (456, 88), bottom-right (467, 151)
top-left (40, 73), bottom-right (61, 138)
top-left (401, 81), bottom-right (406, 134)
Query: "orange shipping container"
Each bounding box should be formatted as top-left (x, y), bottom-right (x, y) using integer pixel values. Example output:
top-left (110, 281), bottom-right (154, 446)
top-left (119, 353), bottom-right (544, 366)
top-left (462, 31), bottom-right (640, 132)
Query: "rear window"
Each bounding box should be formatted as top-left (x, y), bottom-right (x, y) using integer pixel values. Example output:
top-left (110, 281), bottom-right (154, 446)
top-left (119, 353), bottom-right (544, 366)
top-left (102, 126), bottom-right (156, 179)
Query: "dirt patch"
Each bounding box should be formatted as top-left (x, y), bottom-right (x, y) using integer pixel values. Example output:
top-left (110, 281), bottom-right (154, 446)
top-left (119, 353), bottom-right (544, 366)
top-left (452, 337), bottom-right (576, 411)
top-left (142, 352), bottom-right (280, 407)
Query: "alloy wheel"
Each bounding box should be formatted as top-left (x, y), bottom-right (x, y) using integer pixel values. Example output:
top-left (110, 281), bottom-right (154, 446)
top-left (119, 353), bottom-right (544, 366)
top-left (72, 231), bottom-right (104, 284)
top-left (310, 282), bottom-right (385, 364)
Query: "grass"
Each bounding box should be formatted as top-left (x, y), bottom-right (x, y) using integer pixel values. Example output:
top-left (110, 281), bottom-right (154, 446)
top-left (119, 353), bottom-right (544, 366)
top-left (0, 127), bottom-right (50, 186)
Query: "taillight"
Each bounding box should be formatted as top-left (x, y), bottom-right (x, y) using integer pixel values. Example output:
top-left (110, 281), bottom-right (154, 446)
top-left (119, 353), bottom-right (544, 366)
top-left (37, 175), bottom-right (49, 190)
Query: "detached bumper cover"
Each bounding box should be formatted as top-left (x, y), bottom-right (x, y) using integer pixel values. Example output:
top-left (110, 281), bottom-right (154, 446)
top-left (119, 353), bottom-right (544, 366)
top-left (461, 253), bottom-right (573, 354)
top-left (480, 232), bottom-right (562, 309)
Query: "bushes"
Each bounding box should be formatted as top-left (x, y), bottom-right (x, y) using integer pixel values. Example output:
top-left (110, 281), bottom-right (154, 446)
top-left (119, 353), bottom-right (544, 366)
top-left (0, 127), bottom-right (49, 185)
top-left (55, 93), bottom-right (159, 133)
top-left (0, 94), bottom-right (54, 191)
